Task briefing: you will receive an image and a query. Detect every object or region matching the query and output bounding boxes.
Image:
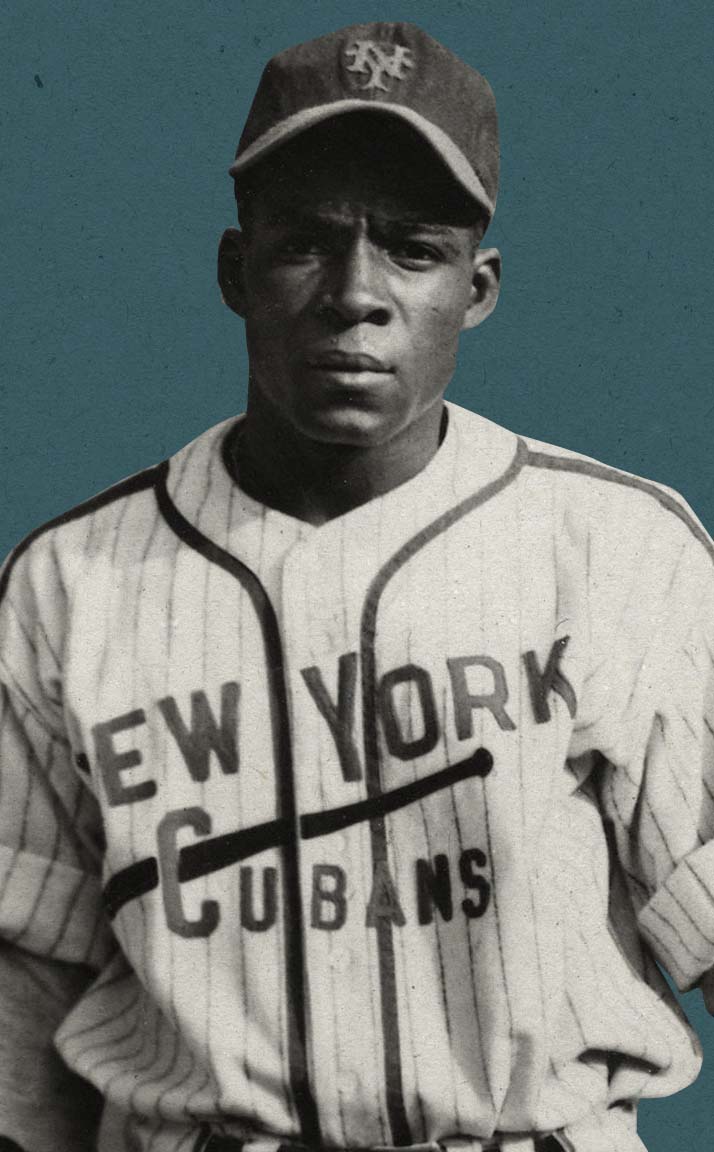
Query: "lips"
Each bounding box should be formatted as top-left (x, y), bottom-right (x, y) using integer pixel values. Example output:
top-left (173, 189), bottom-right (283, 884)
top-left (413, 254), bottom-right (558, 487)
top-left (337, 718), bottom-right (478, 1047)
top-left (304, 350), bottom-right (392, 373)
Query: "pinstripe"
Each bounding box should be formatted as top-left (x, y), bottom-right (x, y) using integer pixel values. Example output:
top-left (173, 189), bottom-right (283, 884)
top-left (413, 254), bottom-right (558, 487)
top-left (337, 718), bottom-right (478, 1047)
top-left (49, 527), bottom-right (71, 612)
top-left (439, 525), bottom-right (493, 1114)
top-left (148, 516), bottom-right (187, 1123)
top-left (642, 903), bottom-right (710, 965)
top-left (638, 793), bottom-right (678, 868)
top-left (398, 625), bottom-right (429, 1141)
top-left (651, 714), bottom-right (704, 838)
top-left (415, 771), bottom-right (456, 1132)
top-left (525, 878), bottom-right (548, 1126)
top-left (562, 986), bottom-right (587, 1051)
top-left (41, 764), bottom-right (91, 954)
top-left (146, 1025), bottom-right (193, 1126)
top-left (114, 502), bottom-right (165, 1097)
top-left (94, 496), bottom-right (134, 693)
top-left (623, 544), bottom-right (690, 717)
top-left (480, 780), bottom-right (513, 1037)
top-left (46, 869), bottom-right (91, 955)
top-left (97, 1023), bottom-right (168, 1115)
top-left (579, 517), bottom-right (684, 693)
top-left (72, 909), bottom-right (104, 980)
top-left (73, 986), bottom-right (148, 1067)
top-left (140, 529), bottom-right (197, 1126)
top-left (649, 880), bottom-right (714, 954)
top-left (4, 601), bottom-right (42, 661)
top-left (186, 562), bottom-right (223, 1125)
top-left (671, 859), bottom-right (714, 936)
top-left (446, 776), bottom-right (493, 1110)
top-left (17, 708), bottom-right (41, 855)
top-left (61, 967), bottom-right (138, 1050)
top-left (0, 664), bottom-right (65, 741)
top-left (585, 520), bottom-right (681, 697)
top-left (0, 716), bottom-right (36, 920)
top-left (187, 466), bottom-right (227, 1124)
top-left (304, 559), bottom-right (349, 1145)
top-left (105, 1002), bottom-right (168, 1114)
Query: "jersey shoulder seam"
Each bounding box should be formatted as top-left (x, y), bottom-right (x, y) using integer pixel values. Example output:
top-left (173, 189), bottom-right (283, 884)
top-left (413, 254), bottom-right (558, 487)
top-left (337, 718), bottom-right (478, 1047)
top-left (524, 446), bottom-right (714, 563)
top-left (0, 463), bottom-right (163, 605)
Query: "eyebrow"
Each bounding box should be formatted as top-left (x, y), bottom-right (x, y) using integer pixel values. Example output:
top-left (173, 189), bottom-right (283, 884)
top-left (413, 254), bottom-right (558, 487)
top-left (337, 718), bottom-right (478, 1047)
top-left (266, 209), bottom-right (468, 241)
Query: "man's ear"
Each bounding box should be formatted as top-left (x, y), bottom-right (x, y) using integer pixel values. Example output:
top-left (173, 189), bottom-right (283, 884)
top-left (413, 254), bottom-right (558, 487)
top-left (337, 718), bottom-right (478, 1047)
top-left (218, 227), bottom-right (248, 317)
top-left (462, 246), bottom-right (501, 331)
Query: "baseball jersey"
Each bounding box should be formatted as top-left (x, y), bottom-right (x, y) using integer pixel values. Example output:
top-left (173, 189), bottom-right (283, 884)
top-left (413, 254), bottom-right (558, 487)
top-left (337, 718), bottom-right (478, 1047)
top-left (1, 401), bottom-right (714, 1152)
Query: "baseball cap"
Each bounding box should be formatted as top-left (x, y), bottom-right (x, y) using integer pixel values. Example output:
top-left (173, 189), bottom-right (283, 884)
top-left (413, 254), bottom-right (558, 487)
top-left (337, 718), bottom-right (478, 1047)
top-left (229, 22), bottom-right (499, 222)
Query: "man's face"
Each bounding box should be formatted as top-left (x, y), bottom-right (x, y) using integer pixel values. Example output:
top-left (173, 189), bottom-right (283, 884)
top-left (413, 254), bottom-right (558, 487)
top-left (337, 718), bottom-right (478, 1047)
top-left (223, 118), bottom-right (499, 448)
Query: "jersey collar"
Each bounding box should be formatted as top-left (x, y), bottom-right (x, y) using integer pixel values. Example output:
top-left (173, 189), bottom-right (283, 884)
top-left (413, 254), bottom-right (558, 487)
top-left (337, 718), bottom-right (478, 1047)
top-left (162, 402), bottom-right (521, 562)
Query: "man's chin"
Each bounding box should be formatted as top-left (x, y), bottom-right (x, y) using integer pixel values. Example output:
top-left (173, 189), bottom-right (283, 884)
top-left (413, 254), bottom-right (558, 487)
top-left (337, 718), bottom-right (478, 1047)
top-left (294, 408), bottom-right (398, 450)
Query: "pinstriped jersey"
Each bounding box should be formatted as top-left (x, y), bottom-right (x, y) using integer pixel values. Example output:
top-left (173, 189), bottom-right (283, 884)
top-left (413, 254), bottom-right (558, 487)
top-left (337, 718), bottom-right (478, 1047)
top-left (1, 401), bottom-right (714, 1152)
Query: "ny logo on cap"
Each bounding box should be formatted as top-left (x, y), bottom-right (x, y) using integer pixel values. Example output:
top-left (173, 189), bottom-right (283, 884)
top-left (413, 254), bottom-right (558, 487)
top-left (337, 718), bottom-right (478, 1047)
top-left (344, 39), bottom-right (415, 92)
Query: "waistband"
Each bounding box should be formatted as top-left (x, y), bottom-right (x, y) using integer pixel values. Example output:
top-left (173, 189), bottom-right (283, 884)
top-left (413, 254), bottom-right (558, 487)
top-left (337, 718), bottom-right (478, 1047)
top-left (195, 1139), bottom-right (564, 1152)
top-left (191, 1105), bottom-right (645, 1152)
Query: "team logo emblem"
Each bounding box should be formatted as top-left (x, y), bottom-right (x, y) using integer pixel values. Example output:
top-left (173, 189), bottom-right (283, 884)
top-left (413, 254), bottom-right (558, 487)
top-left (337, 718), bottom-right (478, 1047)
top-left (344, 39), bottom-right (415, 92)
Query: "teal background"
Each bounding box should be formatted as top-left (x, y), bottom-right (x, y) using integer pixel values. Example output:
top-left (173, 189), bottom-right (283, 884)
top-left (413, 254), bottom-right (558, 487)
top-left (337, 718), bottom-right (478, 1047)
top-left (1, 1), bottom-right (713, 1147)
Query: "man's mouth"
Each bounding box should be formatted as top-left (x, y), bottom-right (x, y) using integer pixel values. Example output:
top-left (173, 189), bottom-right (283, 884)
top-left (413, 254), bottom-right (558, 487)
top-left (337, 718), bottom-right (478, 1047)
top-left (304, 351), bottom-right (392, 373)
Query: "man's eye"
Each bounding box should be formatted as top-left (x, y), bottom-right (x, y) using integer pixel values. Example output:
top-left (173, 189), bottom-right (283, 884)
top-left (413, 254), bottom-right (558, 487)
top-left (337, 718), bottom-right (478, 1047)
top-left (388, 240), bottom-right (441, 266)
top-left (279, 235), bottom-right (328, 260)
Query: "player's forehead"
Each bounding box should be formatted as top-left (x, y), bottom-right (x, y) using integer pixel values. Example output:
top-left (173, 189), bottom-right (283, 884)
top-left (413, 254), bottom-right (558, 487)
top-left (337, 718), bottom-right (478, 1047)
top-left (253, 180), bottom-right (466, 235)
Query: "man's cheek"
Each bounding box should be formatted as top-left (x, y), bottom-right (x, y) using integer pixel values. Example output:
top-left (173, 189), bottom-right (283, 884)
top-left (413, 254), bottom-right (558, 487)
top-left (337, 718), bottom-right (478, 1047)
top-left (414, 314), bottom-right (462, 361)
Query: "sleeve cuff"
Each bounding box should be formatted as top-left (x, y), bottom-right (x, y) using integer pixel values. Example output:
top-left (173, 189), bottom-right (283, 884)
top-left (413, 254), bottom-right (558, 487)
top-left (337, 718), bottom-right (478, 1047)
top-left (637, 839), bottom-right (714, 990)
top-left (0, 844), bottom-right (113, 969)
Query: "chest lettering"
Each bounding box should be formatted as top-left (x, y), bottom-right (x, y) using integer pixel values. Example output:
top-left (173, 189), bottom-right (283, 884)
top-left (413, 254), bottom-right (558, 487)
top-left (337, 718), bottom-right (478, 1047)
top-left (90, 638), bottom-right (575, 806)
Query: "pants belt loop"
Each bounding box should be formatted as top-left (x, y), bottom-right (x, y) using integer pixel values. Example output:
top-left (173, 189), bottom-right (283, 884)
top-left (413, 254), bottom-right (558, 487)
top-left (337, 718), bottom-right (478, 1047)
top-left (439, 1138), bottom-right (484, 1152)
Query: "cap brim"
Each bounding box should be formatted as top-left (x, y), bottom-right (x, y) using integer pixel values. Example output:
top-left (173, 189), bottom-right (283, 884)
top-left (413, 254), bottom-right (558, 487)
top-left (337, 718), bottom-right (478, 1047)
top-left (228, 99), bottom-right (495, 219)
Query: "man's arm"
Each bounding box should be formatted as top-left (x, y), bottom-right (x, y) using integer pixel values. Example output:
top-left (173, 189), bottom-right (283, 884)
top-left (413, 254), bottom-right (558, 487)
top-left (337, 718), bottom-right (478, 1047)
top-left (0, 942), bottom-right (102, 1152)
top-left (0, 543), bottom-right (113, 1151)
top-left (597, 524), bottom-right (714, 1007)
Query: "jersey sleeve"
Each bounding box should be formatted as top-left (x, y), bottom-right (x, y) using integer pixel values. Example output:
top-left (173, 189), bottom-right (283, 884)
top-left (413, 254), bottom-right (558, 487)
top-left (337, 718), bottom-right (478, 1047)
top-left (597, 525), bottom-right (714, 1000)
top-left (0, 540), bottom-right (113, 969)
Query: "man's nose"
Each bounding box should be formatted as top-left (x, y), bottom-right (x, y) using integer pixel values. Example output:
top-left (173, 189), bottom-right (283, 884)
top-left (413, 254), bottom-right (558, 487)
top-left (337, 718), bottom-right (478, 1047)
top-left (320, 237), bottom-right (391, 326)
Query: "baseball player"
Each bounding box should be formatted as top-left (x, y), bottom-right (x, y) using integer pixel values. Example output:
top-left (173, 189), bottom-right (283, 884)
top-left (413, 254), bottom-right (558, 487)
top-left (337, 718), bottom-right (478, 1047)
top-left (1, 22), bottom-right (713, 1152)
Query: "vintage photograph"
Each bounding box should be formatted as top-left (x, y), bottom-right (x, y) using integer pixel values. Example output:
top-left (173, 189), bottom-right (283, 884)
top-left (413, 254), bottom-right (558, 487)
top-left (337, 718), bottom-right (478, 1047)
top-left (1, 6), bottom-right (712, 1152)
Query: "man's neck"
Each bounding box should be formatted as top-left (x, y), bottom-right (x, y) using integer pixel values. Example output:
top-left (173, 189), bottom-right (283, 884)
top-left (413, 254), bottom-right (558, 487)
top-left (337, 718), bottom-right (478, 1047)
top-left (233, 400), bottom-right (446, 526)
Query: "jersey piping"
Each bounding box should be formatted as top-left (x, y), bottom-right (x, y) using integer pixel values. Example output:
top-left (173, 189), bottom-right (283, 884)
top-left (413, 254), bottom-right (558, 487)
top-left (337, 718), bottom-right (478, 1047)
top-left (525, 449), bottom-right (714, 564)
top-left (0, 465), bottom-right (162, 607)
